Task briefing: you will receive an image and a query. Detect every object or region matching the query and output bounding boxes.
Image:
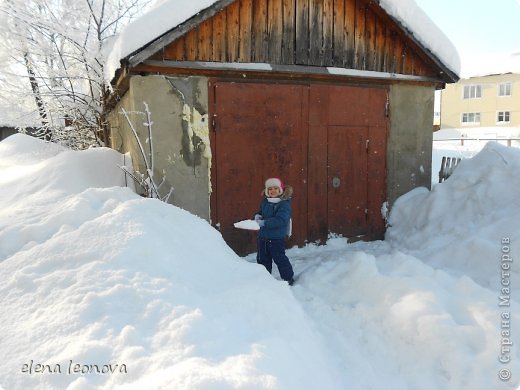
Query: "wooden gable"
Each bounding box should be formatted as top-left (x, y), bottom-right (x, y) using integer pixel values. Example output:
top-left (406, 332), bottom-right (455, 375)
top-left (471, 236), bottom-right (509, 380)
top-left (140, 0), bottom-right (455, 83)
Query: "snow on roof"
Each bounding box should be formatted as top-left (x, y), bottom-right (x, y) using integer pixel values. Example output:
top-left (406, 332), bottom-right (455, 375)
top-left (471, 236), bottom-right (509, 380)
top-left (105, 0), bottom-right (460, 82)
top-left (105, 0), bottom-right (218, 81)
top-left (379, 0), bottom-right (460, 76)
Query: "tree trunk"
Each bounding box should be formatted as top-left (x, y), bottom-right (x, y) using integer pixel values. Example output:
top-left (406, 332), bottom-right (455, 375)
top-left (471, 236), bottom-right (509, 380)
top-left (23, 52), bottom-right (52, 141)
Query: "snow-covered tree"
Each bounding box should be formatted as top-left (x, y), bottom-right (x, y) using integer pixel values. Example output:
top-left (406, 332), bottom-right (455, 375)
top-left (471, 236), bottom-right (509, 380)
top-left (0, 0), bottom-right (150, 148)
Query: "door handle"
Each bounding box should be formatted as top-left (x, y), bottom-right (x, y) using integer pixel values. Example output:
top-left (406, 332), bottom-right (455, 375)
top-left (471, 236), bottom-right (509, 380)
top-left (332, 177), bottom-right (341, 188)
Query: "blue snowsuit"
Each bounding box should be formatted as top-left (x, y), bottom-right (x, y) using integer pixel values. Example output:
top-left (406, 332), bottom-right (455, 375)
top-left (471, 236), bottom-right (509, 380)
top-left (256, 192), bottom-right (294, 282)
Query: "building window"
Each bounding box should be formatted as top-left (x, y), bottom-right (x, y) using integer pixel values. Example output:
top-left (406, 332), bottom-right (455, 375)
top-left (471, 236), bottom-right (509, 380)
top-left (498, 82), bottom-right (512, 97)
top-left (463, 84), bottom-right (482, 99)
top-left (497, 111), bottom-right (511, 123)
top-left (461, 112), bottom-right (480, 124)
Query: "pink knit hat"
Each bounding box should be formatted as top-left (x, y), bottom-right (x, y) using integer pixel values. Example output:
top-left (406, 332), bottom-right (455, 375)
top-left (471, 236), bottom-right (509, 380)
top-left (265, 177), bottom-right (284, 194)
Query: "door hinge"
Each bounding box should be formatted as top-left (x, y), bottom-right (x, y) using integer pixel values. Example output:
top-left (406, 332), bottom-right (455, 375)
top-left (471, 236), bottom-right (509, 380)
top-left (212, 114), bottom-right (217, 131)
top-left (366, 139), bottom-right (370, 153)
top-left (385, 98), bottom-right (390, 117)
top-left (365, 208), bottom-right (369, 220)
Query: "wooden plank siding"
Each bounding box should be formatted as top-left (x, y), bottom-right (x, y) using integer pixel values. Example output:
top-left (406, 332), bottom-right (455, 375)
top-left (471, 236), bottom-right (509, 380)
top-left (281, 0), bottom-right (295, 63)
top-left (158, 0), bottom-right (439, 79)
top-left (295, 0), bottom-right (310, 64)
top-left (239, 0), bottom-right (253, 61)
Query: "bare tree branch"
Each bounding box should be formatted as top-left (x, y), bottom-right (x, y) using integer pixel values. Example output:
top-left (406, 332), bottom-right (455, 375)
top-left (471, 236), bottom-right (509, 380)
top-left (0, 0), bottom-right (151, 149)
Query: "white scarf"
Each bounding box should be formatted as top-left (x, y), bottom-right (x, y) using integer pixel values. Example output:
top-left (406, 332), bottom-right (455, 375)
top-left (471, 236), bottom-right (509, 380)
top-left (267, 197), bottom-right (281, 203)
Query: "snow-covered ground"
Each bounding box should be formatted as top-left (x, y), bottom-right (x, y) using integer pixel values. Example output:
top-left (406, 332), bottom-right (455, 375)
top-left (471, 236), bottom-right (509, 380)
top-left (1, 133), bottom-right (519, 390)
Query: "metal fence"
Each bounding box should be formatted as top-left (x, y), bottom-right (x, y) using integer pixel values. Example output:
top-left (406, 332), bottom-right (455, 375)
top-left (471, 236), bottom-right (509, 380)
top-left (438, 156), bottom-right (462, 183)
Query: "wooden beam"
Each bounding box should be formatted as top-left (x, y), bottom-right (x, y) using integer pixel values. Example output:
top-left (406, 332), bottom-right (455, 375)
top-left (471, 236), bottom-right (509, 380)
top-left (239, 0), bottom-right (253, 61)
top-left (333, 0), bottom-right (345, 66)
top-left (163, 38), bottom-right (185, 61)
top-left (252, 0), bottom-right (268, 62)
top-left (281, 0), bottom-right (295, 64)
top-left (213, 8), bottom-right (227, 61)
top-left (375, 16), bottom-right (386, 72)
top-left (227, 2), bottom-right (240, 61)
top-left (354, 0), bottom-right (366, 70)
top-left (185, 29), bottom-right (198, 61)
top-left (344, 0), bottom-right (356, 68)
top-left (295, 0), bottom-right (309, 64)
top-left (365, 6), bottom-right (376, 71)
top-left (267, 0), bottom-right (283, 63)
top-left (322, 0), bottom-right (333, 66)
top-left (132, 60), bottom-right (445, 87)
top-left (198, 18), bottom-right (213, 61)
top-left (309, 0), bottom-right (323, 65)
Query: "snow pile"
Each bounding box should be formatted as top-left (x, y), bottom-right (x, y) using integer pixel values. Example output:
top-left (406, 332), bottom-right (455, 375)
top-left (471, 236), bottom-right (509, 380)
top-left (0, 135), bottom-right (128, 260)
top-left (0, 134), bottom-right (341, 389)
top-left (388, 142), bottom-right (520, 291)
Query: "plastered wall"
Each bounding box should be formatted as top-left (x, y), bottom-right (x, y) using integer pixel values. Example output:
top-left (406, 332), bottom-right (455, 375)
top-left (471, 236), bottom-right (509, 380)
top-left (109, 75), bottom-right (211, 220)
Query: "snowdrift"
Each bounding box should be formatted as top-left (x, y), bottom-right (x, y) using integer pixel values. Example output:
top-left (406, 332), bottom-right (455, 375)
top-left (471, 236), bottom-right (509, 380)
top-left (0, 134), bottom-right (341, 389)
top-left (387, 142), bottom-right (520, 292)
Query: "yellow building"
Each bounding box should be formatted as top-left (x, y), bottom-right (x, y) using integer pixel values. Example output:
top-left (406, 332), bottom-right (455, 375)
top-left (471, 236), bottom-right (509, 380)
top-left (440, 73), bottom-right (520, 129)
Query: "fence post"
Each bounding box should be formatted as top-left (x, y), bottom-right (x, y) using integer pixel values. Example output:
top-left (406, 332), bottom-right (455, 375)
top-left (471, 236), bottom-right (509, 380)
top-left (439, 156), bottom-right (446, 183)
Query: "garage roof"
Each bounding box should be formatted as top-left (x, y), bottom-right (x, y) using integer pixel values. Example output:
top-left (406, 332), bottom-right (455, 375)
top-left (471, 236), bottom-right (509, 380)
top-left (105, 0), bottom-right (460, 83)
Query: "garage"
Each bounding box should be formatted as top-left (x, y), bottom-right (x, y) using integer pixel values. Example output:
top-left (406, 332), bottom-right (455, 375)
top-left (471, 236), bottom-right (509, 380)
top-left (107, 0), bottom-right (459, 256)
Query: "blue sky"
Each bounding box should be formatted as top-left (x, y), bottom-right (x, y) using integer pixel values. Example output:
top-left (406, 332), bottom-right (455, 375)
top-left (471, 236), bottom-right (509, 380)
top-left (415, 0), bottom-right (520, 66)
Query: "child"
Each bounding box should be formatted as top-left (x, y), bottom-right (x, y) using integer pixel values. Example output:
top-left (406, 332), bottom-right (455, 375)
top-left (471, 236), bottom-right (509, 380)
top-left (254, 177), bottom-right (295, 285)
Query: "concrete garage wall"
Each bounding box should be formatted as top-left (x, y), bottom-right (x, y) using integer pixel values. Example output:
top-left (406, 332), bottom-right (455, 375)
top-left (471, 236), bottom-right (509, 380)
top-left (387, 84), bottom-right (435, 208)
top-left (109, 75), bottom-right (211, 220)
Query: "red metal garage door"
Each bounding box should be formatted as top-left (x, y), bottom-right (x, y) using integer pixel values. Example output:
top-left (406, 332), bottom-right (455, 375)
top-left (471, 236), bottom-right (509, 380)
top-left (210, 81), bottom-right (308, 255)
top-left (310, 84), bottom-right (388, 242)
top-left (327, 126), bottom-right (368, 236)
top-left (210, 81), bottom-right (387, 255)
